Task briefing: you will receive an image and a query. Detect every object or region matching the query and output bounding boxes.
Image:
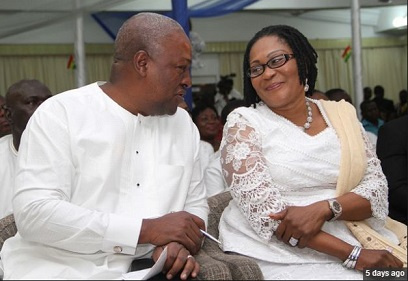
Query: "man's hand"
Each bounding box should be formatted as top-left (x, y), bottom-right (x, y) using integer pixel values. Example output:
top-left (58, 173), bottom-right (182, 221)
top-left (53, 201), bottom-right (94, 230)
top-left (152, 242), bottom-right (200, 280)
top-left (140, 211), bottom-right (205, 255)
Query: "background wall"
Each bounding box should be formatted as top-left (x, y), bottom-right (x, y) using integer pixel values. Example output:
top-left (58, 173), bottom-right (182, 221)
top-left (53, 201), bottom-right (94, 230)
top-left (0, 4), bottom-right (406, 107)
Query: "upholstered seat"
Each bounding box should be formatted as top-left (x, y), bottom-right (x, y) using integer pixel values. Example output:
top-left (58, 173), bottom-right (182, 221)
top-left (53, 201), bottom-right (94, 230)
top-left (194, 191), bottom-right (263, 280)
top-left (0, 214), bottom-right (17, 251)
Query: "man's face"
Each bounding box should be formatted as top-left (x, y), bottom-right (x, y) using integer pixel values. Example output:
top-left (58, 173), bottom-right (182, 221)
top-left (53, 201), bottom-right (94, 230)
top-left (147, 32), bottom-right (192, 116)
top-left (363, 102), bottom-right (380, 123)
top-left (6, 88), bottom-right (52, 136)
top-left (0, 97), bottom-right (11, 137)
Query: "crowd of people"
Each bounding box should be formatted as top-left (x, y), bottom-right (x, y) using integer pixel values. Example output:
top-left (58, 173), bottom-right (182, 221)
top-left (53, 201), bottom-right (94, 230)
top-left (0, 12), bottom-right (406, 281)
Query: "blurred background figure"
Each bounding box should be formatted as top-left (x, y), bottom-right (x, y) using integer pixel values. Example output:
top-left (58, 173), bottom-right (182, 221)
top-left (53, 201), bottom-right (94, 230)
top-left (361, 100), bottom-right (384, 136)
top-left (363, 86), bottom-right (373, 102)
top-left (191, 102), bottom-right (221, 175)
top-left (0, 95), bottom-right (11, 138)
top-left (214, 74), bottom-right (243, 115)
top-left (192, 102), bottom-right (222, 152)
top-left (360, 86), bottom-right (373, 117)
top-left (0, 79), bottom-right (52, 219)
top-left (377, 115), bottom-right (408, 225)
top-left (177, 99), bottom-right (192, 117)
top-left (325, 88), bottom-right (352, 104)
top-left (373, 85), bottom-right (396, 122)
top-left (204, 99), bottom-right (247, 198)
top-left (309, 89), bottom-right (328, 100)
top-left (395, 89), bottom-right (407, 117)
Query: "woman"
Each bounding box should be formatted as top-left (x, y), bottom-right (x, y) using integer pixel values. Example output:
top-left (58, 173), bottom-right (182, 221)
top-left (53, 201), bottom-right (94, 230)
top-left (192, 102), bottom-right (222, 152)
top-left (218, 25), bottom-right (404, 279)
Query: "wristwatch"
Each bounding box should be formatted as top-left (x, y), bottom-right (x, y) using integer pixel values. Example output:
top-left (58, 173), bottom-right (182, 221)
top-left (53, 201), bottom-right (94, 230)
top-left (327, 198), bottom-right (342, 221)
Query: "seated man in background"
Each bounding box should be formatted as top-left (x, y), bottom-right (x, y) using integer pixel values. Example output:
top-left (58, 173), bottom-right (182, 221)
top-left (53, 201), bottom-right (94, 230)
top-left (325, 88), bottom-right (353, 104)
top-left (309, 89), bottom-right (328, 101)
top-left (0, 79), bottom-right (52, 219)
top-left (377, 115), bottom-right (408, 225)
top-left (361, 100), bottom-right (384, 137)
top-left (0, 12), bottom-right (208, 280)
top-left (0, 95), bottom-right (11, 138)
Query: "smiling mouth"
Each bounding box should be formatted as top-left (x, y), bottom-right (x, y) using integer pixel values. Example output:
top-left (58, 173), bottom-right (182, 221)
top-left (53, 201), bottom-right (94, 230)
top-left (266, 82), bottom-right (282, 91)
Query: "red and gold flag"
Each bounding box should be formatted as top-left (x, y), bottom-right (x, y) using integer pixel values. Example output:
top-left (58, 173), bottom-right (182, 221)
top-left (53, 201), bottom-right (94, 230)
top-left (67, 54), bottom-right (76, 70)
top-left (341, 45), bottom-right (352, 62)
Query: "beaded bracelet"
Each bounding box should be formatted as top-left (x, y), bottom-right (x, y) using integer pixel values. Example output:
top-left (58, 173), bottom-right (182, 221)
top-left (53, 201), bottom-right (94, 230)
top-left (342, 246), bottom-right (362, 269)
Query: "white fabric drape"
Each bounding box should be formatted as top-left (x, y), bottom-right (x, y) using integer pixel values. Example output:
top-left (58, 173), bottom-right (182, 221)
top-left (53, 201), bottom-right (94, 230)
top-left (0, 40), bottom-right (406, 105)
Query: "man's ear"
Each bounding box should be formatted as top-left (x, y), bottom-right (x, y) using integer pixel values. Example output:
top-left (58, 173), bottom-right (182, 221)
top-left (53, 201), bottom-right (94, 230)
top-left (132, 50), bottom-right (149, 77)
top-left (4, 107), bottom-right (13, 124)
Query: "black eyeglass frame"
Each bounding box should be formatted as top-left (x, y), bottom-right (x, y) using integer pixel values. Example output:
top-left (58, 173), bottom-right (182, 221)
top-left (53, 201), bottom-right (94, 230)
top-left (247, 54), bottom-right (295, 78)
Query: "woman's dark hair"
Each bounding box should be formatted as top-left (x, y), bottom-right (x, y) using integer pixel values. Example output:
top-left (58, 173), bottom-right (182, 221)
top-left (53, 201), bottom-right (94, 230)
top-left (243, 25), bottom-right (318, 107)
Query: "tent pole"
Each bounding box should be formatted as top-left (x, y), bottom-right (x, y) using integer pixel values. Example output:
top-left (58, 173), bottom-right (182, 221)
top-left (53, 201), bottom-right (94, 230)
top-left (351, 0), bottom-right (363, 119)
top-left (75, 0), bottom-right (86, 87)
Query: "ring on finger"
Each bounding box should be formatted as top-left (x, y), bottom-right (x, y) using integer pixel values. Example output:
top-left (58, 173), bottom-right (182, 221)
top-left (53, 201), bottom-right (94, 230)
top-left (289, 237), bottom-right (299, 247)
top-left (187, 254), bottom-right (194, 260)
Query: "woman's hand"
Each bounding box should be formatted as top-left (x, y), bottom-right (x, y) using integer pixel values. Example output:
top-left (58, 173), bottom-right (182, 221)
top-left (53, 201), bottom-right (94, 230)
top-left (270, 201), bottom-right (331, 248)
top-left (355, 249), bottom-right (404, 271)
top-left (152, 242), bottom-right (200, 280)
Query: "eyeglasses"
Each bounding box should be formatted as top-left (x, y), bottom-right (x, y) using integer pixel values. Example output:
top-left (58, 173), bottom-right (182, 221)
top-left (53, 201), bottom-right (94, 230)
top-left (247, 54), bottom-right (295, 78)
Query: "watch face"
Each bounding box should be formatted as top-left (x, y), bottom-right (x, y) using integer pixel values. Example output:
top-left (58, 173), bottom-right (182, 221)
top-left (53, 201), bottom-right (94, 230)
top-left (333, 201), bottom-right (341, 212)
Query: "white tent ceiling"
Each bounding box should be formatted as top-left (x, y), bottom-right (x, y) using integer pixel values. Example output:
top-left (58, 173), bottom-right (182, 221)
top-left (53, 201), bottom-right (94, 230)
top-left (0, 0), bottom-right (406, 41)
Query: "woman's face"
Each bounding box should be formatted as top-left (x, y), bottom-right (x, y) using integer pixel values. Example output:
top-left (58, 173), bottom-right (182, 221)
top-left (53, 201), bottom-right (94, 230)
top-left (195, 107), bottom-right (220, 140)
top-left (249, 35), bottom-right (304, 109)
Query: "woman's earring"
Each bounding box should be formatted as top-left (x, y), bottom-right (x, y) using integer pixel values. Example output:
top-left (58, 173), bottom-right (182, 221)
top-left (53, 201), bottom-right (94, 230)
top-left (304, 79), bottom-right (309, 92)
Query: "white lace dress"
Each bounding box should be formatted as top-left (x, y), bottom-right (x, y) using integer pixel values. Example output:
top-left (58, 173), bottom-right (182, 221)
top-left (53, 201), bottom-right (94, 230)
top-left (218, 100), bottom-right (397, 280)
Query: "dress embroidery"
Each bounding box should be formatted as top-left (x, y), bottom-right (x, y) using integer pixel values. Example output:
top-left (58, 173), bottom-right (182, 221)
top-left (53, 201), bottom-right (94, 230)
top-left (220, 101), bottom-right (388, 243)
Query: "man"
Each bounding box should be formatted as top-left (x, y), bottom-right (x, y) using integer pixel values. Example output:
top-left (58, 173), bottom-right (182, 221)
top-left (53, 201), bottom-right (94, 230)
top-left (325, 88), bottom-right (353, 104)
top-left (359, 86), bottom-right (372, 117)
top-left (309, 89), bottom-right (328, 101)
top-left (1, 13), bottom-right (208, 280)
top-left (377, 115), bottom-right (408, 225)
top-left (361, 100), bottom-right (384, 136)
top-left (214, 74), bottom-right (242, 115)
top-left (373, 85), bottom-right (396, 122)
top-left (0, 79), bottom-right (52, 219)
top-left (0, 95), bottom-right (11, 138)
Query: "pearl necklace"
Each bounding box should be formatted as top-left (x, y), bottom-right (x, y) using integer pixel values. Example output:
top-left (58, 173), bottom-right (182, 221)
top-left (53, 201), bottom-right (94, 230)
top-left (303, 99), bottom-right (313, 131)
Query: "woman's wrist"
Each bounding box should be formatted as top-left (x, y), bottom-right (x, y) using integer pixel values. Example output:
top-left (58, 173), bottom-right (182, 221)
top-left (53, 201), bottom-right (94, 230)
top-left (342, 246), bottom-right (362, 269)
top-left (314, 200), bottom-right (334, 222)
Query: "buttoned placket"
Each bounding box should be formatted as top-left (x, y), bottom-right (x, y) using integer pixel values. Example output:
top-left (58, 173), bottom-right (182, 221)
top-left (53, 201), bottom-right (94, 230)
top-left (134, 118), bottom-right (142, 190)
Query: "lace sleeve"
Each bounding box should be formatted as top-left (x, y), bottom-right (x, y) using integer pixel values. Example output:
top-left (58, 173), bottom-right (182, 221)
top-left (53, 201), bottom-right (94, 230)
top-left (350, 124), bottom-right (389, 227)
top-left (220, 112), bottom-right (287, 241)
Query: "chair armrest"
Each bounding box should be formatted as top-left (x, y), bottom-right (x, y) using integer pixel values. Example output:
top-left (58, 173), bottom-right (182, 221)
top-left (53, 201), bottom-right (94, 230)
top-left (200, 239), bottom-right (264, 280)
top-left (203, 191), bottom-right (264, 280)
top-left (0, 214), bottom-right (17, 251)
top-left (194, 247), bottom-right (232, 280)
